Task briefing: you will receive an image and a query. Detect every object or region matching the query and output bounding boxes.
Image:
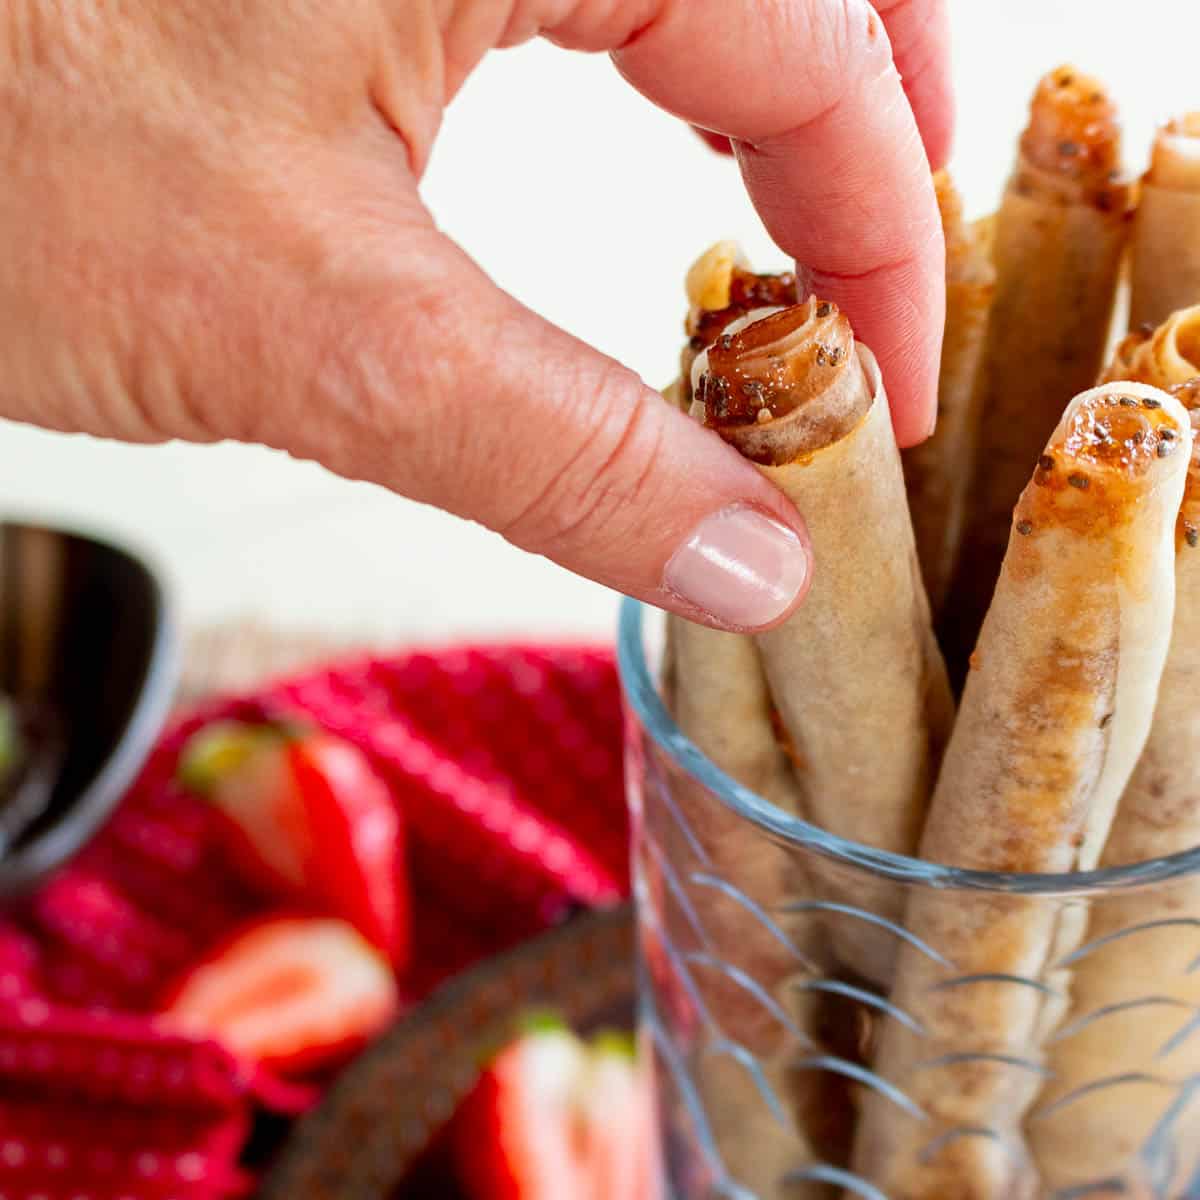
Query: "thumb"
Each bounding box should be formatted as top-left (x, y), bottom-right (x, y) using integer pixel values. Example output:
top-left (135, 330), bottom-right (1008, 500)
top-left (268, 229), bottom-right (811, 634)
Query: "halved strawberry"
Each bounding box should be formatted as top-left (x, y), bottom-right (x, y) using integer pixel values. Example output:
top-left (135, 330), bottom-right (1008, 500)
top-left (178, 720), bottom-right (408, 963)
top-left (455, 1016), bottom-right (592, 1200)
top-left (161, 916), bottom-right (400, 1073)
top-left (454, 1019), bottom-right (660, 1200)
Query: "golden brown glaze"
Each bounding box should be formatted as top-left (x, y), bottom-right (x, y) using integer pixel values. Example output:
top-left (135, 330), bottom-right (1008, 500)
top-left (1062, 396), bottom-right (1180, 474)
top-left (681, 266), bottom-right (797, 395)
top-left (697, 298), bottom-right (854, 427)
top-left (1017, 393), bottom-right (1186, 540)
top-left (1016, 65), bottom-right (1125, 209)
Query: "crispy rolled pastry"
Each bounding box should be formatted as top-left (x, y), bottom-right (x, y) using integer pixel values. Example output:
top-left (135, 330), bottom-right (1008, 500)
top-left (662, 616), bottom-right (828, 1197)
top-left (902, 171), bottom-right (997, 617)
top-left (852, 381), bottom-right (1192, 1199)
top-left (663, 257), bottom-right (848, 1196)
top-left (1102, 302), bottom-right (1200, 386)
top-left (1029, 379), bottom-right (1200, 1196)
top-left (945, 66), bottom-right (1136, 681)
top-left (687, 273), bottom-right (953, 985)
top-left (1131, 115), bottom-right (1200, 331)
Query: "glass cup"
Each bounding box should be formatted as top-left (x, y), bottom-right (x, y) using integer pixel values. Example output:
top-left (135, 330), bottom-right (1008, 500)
top-left (617, 598), bottom-right (1200, 1200)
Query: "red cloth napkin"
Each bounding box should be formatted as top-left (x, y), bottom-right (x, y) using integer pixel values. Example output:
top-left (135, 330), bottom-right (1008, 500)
top-left (0, 643), bottom-right (629, 1199)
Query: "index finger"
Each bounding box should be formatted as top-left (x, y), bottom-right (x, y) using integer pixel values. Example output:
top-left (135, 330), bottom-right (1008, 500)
top-left (612, 0), bottom-right (945, 446)
top-left (875, 0), bottom-right (955, 170)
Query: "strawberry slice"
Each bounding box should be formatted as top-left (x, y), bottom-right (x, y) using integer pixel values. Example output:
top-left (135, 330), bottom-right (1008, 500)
top-left (161, 916), bottom-right (400, 1073)
top-left (454, 1019), bottom-right (660, 1200)
top-left (455, 1016), bottom-right (592, 1200)
top-left (178, 720), bottom-right (409, 963)
top-left (287, 732), bottom-right (406, 960)
top-left (579, 1032), bottom-right (661, 1200)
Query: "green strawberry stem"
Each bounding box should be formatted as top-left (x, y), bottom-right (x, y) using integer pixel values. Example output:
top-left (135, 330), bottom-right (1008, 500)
top-left (177, 715), bottom-right (320, 794)
top-left (517, 1009), bottom-right (568, 1038)
top-left (176, 721), bottom-right (277, 793)
top-left (589, 1029), bottom-right (637, 1060)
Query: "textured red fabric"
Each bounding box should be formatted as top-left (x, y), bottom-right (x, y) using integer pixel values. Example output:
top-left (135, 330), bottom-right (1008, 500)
top-left (0, 642), bottom-right (629, 1199)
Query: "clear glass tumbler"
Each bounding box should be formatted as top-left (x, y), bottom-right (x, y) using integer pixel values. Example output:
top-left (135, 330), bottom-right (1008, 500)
top-left (618, 599), bottom-right (1200, 1200)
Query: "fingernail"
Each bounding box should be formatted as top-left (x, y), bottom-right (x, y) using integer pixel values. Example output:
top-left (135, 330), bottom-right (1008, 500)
top-left (664, 505), bottom-right (809, 630)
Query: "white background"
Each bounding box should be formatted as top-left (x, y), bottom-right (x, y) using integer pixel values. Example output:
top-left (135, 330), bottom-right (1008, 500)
top-left (2, 1), bottom-right (1199, 643)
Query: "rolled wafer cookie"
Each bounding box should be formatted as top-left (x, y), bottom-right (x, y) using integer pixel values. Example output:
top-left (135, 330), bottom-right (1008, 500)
top-left (687, 267), bottom-right (953, 986)
top-left (661, 613), bottom-right (830, 1198)
top-left (945, 66), bottom-right (1136, 685)
top-left (902, 170), bottom-right (996, 619)
top-left (851, 380), bottom-right (1191, 1200)
top-left (1028, 377), bottom-right (1200, 1196)
top-left (1131, 114), bottom-right (1200, 331)
top-left (662, 293), bottom-right (832, 1193)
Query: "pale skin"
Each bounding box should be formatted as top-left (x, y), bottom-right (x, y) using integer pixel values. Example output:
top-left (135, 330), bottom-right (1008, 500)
top-left (0, 0), bottom-right (950, 632)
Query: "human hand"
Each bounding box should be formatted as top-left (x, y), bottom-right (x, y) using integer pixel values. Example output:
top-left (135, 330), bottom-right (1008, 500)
top-left (0, 0), bottom-right (950, 632)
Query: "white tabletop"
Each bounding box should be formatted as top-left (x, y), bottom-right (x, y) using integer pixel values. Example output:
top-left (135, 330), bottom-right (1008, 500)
top-left (2, 1), bottom-right (1198, 644)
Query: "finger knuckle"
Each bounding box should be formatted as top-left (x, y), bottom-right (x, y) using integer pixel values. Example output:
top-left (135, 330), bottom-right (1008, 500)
top-left (294, 246), bottom-right (476, 452)
top-left (501, 367), bottom-right (668, 557)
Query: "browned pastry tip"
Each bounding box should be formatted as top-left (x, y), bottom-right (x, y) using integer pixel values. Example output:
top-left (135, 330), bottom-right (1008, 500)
top-left (1019, 65), bottom-right (1122, 188)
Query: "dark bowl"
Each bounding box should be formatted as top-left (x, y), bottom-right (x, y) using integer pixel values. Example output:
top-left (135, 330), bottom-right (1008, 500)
top-left (0, 521), bottom-right (178, 897)
top-left (260, 904), bottom-right (635, 1200)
